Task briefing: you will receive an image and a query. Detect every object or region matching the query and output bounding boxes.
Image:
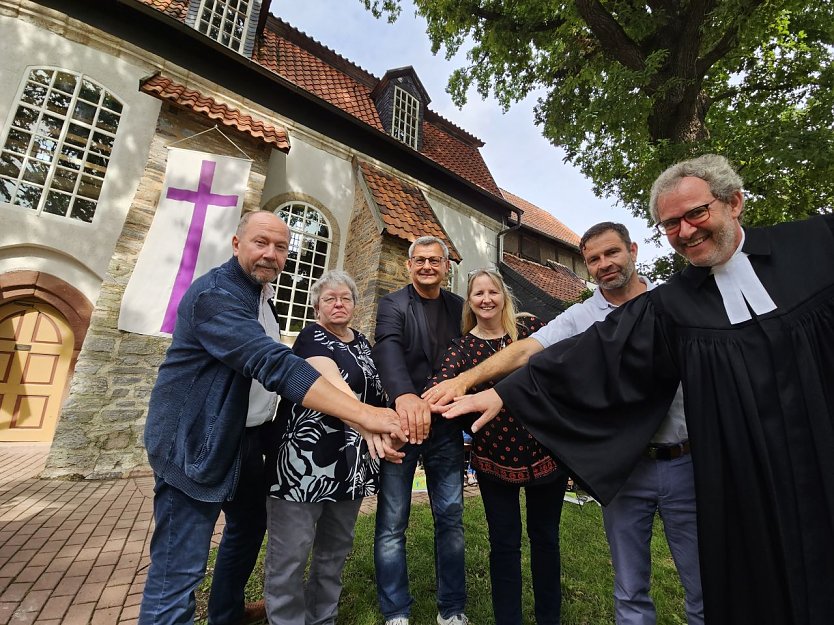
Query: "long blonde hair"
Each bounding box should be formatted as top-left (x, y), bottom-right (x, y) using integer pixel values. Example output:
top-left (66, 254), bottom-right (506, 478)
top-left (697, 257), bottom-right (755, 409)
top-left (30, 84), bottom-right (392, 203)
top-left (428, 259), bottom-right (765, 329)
top-left (462, 269), bottom-right (519, 341)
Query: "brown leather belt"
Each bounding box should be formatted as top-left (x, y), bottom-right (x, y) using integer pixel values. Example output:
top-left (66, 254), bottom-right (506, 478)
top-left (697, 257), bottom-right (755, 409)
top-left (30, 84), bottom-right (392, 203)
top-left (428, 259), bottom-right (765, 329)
top-left (644, 440), bottom-right (690, 461)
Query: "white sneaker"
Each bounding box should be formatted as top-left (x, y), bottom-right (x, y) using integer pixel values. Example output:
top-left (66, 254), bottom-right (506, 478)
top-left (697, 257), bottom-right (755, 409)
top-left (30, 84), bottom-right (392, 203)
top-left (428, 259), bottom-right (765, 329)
top-left (437, 614), bottom-right (470, 625)
top-left (385, 618), bottom-right (409, 625)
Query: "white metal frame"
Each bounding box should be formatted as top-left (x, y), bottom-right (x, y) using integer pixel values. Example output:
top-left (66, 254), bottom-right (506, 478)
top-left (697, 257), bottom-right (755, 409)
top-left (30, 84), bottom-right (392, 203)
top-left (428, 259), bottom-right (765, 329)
top-left (270, 202), bottom-right (333, 335)
top-left (195, 0), bottom-right (255, 54)
top-left (392, 85), bottom-right (420, 150)
top-left (0, 67), bottom-right (122, 224)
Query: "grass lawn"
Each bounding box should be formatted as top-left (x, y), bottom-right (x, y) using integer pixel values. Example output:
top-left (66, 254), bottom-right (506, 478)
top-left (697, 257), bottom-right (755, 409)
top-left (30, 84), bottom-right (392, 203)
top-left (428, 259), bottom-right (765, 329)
top-left (197, 494), bottom-right (688, 624)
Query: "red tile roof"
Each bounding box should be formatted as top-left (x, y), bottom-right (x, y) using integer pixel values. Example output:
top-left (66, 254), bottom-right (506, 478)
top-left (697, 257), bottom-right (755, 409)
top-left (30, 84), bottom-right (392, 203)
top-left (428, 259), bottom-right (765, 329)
top-left (134, 1), bottom-right (501, 199)
top-left (500, 188), bottom-right (580, 248)
top-left (502, 253), bottom-right (586, 304)
top-left (255, 28), bottom-right (386, 132)
top-left (358, 160), bottom-right (461, 262)
top-left (137, 0), bottom-right (188, 20)
top-left (139, 74), bottom-right (291, 152)
top-left (423, 121), bottom-right (501, 196)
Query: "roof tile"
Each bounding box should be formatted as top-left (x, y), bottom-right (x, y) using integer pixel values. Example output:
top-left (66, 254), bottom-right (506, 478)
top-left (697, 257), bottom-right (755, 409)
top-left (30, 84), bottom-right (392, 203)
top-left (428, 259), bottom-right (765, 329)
top-left (137, 0), bottom-right (189, 21)
top-left (135, 1), bottom-right (503, 201)
top-left (500, 188), bottom-right (580, 248)
top-left (139, 74), bottom-right (291, 152)
top-left (358, 160), bottom-right (461, 262)
top-left (502, 253), bottom-right (586, 304)
top-left (422, 122), bottom-right (500, 196)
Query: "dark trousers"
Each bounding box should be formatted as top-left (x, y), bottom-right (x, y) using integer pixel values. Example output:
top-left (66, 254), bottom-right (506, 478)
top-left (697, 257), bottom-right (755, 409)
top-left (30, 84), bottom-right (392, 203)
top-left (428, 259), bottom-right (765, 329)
top-left (478, 472), bottom-right (569, 625)
top-left (140, 425), bottom-right (268, 625)
top-left (208, 425), bottom-right (268, 624)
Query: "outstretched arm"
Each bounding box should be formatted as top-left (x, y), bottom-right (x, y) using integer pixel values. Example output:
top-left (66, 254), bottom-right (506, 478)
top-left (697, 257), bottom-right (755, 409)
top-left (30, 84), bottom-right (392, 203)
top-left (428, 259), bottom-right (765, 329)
top-left (439, 388), bottom-right (504, 432)
top-left (300, 376), bottom-right (405, 445)
top-left (423, 337), bottom-right (543, 409)
top-left (305, 356), bottom-right (405, 462)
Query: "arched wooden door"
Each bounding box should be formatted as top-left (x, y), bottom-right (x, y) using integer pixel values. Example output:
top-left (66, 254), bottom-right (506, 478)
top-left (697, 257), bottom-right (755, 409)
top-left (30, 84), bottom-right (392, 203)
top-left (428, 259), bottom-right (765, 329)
top-left (0, 300), bottom-right (74, 442)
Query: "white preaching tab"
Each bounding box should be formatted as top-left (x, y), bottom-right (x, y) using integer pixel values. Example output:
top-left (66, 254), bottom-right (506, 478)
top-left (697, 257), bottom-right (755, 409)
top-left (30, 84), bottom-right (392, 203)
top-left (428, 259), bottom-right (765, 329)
top-left (118, 148), bottom-right (251, 336)
top-left (711, 232), bottom-right (777, 324)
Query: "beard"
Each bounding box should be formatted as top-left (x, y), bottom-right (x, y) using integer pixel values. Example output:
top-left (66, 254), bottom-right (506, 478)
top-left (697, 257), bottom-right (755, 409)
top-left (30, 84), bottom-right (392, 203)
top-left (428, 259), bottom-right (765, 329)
top-left (686, 223), bottom-right (738, 267)
top-left (250, 263), bottom-right (280, 284)
top-left (597, 261), bottom-right (635, 291)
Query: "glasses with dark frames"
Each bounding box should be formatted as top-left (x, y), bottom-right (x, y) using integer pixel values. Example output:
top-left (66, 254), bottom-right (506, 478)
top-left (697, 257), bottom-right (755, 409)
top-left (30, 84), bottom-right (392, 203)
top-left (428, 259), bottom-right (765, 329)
top-left (410, 256), bottom-right (446, 267)
top-left (655, 198), bottom-right (720, 235)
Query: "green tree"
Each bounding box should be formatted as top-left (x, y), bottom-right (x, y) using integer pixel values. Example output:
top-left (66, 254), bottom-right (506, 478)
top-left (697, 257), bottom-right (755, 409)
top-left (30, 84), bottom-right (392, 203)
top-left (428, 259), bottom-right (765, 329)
top-left (364, 1), bottom-right (834, 276)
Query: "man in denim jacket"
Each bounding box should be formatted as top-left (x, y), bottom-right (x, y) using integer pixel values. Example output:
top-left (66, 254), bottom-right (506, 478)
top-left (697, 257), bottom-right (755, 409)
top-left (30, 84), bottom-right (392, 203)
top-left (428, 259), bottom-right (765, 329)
top-left (140, 210), bottom-right (402, 625)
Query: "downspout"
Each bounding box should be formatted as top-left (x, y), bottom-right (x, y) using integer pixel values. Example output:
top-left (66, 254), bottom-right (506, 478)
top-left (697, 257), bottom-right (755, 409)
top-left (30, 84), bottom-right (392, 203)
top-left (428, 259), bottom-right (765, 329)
top-left (496, 207), bottom-right (523, 266)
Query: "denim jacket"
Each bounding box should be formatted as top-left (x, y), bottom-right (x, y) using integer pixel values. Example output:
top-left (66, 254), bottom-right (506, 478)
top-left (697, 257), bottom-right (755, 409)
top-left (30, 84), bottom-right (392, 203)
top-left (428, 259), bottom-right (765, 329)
top-left (144, 257), bottom-right (320, 502)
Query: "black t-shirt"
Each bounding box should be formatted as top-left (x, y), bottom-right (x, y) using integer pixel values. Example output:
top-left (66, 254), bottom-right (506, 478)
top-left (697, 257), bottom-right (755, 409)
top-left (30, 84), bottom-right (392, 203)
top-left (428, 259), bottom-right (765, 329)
top-left (420, 294), bottom-right (455, 373)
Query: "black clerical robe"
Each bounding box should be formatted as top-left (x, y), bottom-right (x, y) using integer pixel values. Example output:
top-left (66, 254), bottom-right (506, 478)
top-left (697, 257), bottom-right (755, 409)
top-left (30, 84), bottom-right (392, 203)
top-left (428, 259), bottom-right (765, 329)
top-left (496, 215), bottom-right (834, 625)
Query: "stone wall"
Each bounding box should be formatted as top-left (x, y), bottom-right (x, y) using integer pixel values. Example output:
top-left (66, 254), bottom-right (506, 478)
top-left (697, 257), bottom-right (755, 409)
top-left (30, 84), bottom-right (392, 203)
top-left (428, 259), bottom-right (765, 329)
top-left (342, 177), bottom-right (384, 339)
top-left (43, 103), bottom-right (272, 478)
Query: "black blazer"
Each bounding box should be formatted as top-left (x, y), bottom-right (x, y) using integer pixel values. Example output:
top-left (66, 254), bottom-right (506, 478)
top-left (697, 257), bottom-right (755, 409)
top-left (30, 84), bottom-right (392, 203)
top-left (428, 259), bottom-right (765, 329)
top-left (372, 284), bottom-right (464, 404)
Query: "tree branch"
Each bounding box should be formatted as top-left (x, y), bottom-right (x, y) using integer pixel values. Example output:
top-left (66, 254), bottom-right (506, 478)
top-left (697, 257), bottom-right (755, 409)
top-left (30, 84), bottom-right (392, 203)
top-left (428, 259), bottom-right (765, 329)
top-left (697, 0), bottom-right (766, 71)
top-left (712, 80), bottom-right (807, 102)
top-left (573, 0), bottom-right (645, 71)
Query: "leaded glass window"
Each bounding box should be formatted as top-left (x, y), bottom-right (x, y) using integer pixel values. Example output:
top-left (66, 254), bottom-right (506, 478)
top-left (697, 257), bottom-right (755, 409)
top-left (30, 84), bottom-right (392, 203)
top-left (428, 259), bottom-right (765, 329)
top-left (271, 203), bottom-right (332, 334)
top-left (392, 86), bottom-right (420, 150)
top-left (0, 68), bottom-right (122, 223)
top-left (196, 0), bottom-right (254, 53)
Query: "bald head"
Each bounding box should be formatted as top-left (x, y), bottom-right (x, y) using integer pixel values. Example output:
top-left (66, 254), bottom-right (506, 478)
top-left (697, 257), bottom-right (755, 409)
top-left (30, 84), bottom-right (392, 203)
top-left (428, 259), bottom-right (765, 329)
top-left (232, 211), bottom-right (290, 284)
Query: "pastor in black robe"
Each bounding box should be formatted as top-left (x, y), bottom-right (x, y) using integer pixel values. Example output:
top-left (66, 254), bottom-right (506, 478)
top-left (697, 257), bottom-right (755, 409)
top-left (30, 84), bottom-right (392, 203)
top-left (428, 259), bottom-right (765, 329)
top-left (495, 215), bottom-right (834, 625)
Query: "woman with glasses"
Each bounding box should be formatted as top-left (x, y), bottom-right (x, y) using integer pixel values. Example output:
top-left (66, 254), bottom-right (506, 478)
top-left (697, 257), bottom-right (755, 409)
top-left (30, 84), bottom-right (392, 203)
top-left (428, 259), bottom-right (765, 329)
top-left (264, 270), bottom-right (389, 625)
top-left (427, 269), bottom-right (569, 625)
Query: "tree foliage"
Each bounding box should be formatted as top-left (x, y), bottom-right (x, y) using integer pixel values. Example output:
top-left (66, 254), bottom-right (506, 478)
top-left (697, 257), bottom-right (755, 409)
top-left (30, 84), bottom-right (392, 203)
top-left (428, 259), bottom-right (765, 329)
top-left (362, 0), bottom-right (834, 246)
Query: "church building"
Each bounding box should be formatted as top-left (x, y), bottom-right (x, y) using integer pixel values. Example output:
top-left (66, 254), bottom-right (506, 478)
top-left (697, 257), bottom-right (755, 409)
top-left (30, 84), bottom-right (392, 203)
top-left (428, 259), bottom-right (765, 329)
top-left (0, 0), bottom-right (588, 477)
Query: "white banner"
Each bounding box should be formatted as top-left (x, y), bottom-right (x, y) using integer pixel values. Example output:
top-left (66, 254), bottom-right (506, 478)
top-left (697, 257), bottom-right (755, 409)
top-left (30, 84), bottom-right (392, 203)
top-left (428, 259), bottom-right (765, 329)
top-left (118, 148), bottom-right (251, 336)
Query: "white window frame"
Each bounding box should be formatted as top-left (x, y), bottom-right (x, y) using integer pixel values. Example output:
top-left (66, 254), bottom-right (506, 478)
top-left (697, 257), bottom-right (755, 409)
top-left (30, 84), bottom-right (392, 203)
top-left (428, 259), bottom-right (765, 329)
top-left (195, 0), bottom-right (255, 54)
top-left (270, 202), bottom-right (333, 335)
top-left (392, 85), bottom-right (420, 150)
top-left (0, 67), bottom-right (122, 224)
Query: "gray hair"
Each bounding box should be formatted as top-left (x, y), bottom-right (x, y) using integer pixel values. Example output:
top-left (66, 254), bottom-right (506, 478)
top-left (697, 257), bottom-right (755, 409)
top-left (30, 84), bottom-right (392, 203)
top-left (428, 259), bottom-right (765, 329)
top-left (309, 270), bottom-right (359, 309)
top-left (649, 154), bottom-right (744, 222)
top-left (408, 236), bottom-right (449, 259)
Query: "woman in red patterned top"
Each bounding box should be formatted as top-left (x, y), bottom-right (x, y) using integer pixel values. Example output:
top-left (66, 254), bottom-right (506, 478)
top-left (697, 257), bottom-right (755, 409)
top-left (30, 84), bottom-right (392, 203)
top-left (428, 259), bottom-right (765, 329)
top-left (429, 269), bottom-right (569, 625)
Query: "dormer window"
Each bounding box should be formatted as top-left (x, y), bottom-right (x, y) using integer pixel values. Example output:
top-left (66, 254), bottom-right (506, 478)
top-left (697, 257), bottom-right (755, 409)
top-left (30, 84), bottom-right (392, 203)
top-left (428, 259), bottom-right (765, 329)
top-left (194, 0), bottom-right (256, 54)
top-left (392, 86), bottom-right (420, 150)
top-left (371, 68), bottom-right (430, 152)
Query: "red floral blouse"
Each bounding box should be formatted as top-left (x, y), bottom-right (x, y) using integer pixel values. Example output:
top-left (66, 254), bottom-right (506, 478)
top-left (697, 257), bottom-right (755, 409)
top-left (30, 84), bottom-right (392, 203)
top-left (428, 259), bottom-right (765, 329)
top-left (429, 317), bottom-right (560, 485)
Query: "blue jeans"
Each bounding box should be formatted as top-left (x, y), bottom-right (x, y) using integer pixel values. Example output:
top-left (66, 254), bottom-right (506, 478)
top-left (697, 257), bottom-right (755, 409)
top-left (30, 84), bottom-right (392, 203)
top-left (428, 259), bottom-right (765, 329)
top-left (478, 472), bottom-right (569, 625)
top-left (374, 419), bottom-right (465, 620)
top-left (139, 427), bottom-right (267, 625)
top-left (602, 454), bottom-right (703, 625)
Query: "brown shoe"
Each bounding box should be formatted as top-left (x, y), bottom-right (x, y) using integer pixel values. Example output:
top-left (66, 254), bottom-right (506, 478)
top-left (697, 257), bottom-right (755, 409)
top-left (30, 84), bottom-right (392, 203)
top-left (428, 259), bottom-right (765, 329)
top-left (236, 600), bottom-right (266, 625)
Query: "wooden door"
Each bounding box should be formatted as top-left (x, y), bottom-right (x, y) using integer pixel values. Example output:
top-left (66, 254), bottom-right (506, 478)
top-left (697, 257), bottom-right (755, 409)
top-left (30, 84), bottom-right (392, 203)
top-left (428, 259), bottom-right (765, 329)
top-left (0, 301), bottom-right (74, 442)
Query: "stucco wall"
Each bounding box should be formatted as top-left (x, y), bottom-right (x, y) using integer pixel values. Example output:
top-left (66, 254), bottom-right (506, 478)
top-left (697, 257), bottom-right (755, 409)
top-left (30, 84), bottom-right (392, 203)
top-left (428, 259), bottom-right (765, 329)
top-left (0, 8), bottom-right (161, 304)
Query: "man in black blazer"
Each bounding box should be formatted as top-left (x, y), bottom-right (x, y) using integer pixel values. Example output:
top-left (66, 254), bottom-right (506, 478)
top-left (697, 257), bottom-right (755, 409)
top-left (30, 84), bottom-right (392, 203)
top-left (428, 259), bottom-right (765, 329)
top-left (372, 236), bottom-right (469, 625)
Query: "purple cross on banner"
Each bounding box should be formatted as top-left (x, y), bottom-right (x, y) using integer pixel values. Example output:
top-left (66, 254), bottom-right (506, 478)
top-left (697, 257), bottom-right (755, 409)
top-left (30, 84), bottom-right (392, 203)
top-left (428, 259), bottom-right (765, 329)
top-left (161, 159), bottom-right (240, 333)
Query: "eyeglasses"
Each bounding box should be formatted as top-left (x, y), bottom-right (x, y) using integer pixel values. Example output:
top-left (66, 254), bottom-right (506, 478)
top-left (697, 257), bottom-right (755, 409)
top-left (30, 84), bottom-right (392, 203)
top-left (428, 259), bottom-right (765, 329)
top-left (320, 295), bottom-right (354, 306)
top-left (655, 198), bottom-right (720, 235)
top-left (410, 256), bottom-right (445, 267)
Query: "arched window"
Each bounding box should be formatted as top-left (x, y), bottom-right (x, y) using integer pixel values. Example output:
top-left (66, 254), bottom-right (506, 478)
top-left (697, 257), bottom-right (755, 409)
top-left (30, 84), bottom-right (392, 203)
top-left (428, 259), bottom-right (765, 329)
top-left (0, 68), bottom-right (122, 223)
top-left (271, 202), bottom-right (332, 334)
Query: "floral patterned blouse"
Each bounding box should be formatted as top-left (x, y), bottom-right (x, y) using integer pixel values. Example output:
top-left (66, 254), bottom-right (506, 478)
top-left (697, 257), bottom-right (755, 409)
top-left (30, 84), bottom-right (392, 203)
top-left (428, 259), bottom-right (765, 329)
top-left (429, 316), bottom-right (560, 486)
top-left (265, 323), bottom-right (385, 502)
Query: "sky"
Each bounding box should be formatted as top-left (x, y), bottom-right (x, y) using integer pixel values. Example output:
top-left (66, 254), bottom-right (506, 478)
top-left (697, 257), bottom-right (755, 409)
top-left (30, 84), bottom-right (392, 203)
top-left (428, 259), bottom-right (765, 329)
top-left (275, 1), bottom-right (667, 263)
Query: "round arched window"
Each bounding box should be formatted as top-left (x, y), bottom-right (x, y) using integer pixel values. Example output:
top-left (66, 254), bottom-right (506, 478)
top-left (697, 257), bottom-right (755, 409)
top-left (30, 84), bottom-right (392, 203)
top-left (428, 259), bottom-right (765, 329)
top-left (270, 202), bottom-right (332, 334)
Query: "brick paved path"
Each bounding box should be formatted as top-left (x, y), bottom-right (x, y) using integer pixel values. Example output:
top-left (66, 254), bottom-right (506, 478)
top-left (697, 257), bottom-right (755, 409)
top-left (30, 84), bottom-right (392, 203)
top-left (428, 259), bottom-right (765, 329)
top-left (0, 443), bottom-right (477, 624)
top-left (0, 444), bottom-right (155, 624)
